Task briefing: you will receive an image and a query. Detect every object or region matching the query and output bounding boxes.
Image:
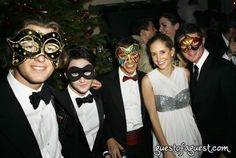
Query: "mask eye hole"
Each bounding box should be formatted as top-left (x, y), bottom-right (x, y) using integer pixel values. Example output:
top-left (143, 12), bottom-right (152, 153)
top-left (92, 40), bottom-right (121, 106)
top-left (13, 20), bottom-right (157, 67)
top-left (119, 54), bottom-right (126, 58)
top-left (20, 39), bottom-right (39, 53)
top-left (70, 73), bottom-right (79, 77)
top-left (130, 52), bottom-right (139, 57)
top-left (84, 71), bottom-right (92, 76)
top-left (44, 43), bottom-right (59, 53)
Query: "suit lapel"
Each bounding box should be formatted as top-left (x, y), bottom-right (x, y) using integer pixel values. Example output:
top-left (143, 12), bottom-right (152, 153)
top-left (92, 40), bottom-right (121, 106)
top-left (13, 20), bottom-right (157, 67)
top-left (0, 78), bottom-right (42, 158)
top-left (54, 89), bottom-right (78, 120)
top-left (190, 54), bottom-right (213, 97)
top-left (110, 70), bottom-right (126, 118)
top-left (92, 92), bottom-right (104, 152)
top-left (197, 54), bottom-right (213, 84)
top-left (54, 89), bottom-right (89, 137)
top-left (94, 94), bottom-right (104, 132)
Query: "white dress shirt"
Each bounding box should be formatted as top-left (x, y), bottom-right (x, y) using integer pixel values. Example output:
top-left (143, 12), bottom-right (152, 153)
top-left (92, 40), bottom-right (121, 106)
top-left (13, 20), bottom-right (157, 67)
top-left (7, 71), bottom-right (63, 158)
top-left (222, 53), bottom-right (236, 65)
top-left (68, 85), bottom-right (99, 151)
top-left (118, 68), bottom-right (143, 132)
top-left (194, 49), bottom-right (209, 79)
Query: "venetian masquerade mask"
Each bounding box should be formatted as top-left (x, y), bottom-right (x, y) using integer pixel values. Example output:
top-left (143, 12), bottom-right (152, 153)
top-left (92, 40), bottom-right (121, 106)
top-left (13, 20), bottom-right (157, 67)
top-left (7, 29), bottom-right (63, 67)
top-left (66, 64), bottom-right (95, 81)
top-left (179, 35), bottom-right (202, 53)
top-left (115, 44), bottom-right (140, 65)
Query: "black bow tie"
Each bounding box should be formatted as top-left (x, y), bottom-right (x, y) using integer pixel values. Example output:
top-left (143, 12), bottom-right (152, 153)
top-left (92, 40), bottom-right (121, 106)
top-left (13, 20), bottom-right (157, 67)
top-left (29, 86), bottom-right (52, 109)
top-left (123, 75), bottom-right (138, 82)
top-left (76, 94), bottom-right (93, 108)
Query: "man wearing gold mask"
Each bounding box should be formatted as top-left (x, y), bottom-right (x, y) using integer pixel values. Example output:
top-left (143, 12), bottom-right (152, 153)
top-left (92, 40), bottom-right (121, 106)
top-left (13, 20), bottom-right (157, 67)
top-left (0, 15), bottom-right (66, 158)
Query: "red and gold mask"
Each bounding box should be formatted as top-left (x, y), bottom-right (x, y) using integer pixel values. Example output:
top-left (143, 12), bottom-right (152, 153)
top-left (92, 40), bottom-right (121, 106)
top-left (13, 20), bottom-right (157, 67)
top-left (179, 35), bottom-right (202, 53)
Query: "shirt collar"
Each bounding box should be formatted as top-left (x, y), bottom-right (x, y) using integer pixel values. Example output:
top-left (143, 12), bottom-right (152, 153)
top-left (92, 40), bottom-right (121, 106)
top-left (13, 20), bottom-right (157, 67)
top-left (7, 70), bottom-right (43, 111)
top-left (67, 84), bottom-right (91, 100)
top-left (195, 49), bottom-right (209, 71)
top-left (7, 70), bottom-right (43, 93)
top-left (118, 67), bottom-right (137, 83)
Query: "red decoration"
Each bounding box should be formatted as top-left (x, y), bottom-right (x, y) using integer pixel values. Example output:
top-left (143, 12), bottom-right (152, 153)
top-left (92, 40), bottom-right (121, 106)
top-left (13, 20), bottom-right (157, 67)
top-left (84, 27), bottom-right (94, 37)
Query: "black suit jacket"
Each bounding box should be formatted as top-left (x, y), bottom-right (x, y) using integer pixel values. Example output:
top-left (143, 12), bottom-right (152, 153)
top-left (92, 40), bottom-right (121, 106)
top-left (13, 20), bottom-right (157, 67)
top-left (51, 87), bottom-right (105, 158)
top-left (0, 76), bottom-right (43, 158)
top-left (97, 69), bottom-right (153, 157)
top-left (188, 53), bottom-right (236, 156)
top-left (205, 33), bottom-right (228, 58)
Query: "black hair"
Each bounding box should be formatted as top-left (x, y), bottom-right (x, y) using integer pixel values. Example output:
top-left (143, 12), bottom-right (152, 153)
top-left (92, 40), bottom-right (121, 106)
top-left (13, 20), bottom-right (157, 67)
top-left (131, 18), bottom-right (154, 35)
top-left (66, 46), bottom-right (96, 68)
top-left (220, 12), bottom-right (236, 34)
top-left (159, 11), bottom-right (183, 26)
top-left (175, 23), bottom-right (204, 43)
top-left (115, 37), bottom-right (139, 48)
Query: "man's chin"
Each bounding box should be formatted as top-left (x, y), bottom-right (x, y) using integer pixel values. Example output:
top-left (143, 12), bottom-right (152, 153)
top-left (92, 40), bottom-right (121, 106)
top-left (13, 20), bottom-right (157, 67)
top-left (78, 89), bottom-right (90, 95)
top-left (29, 78), bottom-right (47, 84)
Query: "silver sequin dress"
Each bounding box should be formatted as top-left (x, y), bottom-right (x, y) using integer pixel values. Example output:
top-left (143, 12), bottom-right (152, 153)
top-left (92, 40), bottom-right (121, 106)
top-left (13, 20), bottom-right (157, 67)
top-left (147, 66), bottom-right (202, 158)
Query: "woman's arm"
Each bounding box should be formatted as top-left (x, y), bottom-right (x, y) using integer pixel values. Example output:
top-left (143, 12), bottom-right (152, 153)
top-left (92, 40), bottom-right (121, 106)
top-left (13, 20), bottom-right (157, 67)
top-left (142, 75), bottom-right (176, 158)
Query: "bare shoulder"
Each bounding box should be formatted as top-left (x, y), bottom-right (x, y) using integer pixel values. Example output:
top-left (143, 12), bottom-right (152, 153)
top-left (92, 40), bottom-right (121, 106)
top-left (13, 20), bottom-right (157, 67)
top-left (142, 75), bottom-right (150, 84)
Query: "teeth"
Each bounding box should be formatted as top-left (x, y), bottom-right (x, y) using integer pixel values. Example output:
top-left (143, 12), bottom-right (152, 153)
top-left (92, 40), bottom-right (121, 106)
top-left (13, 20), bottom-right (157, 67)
top-left (32, 66), bottom-right (45, 70)
top-left (158, 61), bottom-right (164, 65)
top-left (126, 64), bottom-right (134, 68)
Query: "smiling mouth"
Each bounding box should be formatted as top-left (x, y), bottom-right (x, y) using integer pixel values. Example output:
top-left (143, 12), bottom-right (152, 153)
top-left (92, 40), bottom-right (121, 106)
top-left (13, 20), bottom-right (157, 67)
top-left (157, 60), bottom-right (165, 65)
top-left (187, 51), bottom-right (197, 56)
top-left (31, 66), bottom-right (47, 71)
top-left (79, 84), bottom-right (89, 88)
top-left (126, 63), bottom-right (135, 68)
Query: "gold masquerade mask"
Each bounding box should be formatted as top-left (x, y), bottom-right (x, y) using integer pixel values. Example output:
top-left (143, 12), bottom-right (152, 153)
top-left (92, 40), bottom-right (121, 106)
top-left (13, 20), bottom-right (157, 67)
top-left (179, 35), bottom-right (202, 53)
top-left (115, 44), bottom-right (140, 65)
top-left (7, 29), bottom-right (63, 67)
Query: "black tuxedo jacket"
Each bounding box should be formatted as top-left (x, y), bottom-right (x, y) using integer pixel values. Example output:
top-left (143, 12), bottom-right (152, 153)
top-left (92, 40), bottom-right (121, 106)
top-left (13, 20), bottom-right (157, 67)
top-left (205, 33), bottom-right (228, 58)
top-left (51, 87), bottom-right (105, 158)
top-left (97, 69), bottom-right (153, 157)
top-left (188, 53), bottom-right (236, 155)
top-left (0, 76), bottom-right (42, 158)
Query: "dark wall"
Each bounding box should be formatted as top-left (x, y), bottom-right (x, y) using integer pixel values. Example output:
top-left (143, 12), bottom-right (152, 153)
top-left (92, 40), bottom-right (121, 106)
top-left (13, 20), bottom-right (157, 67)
top-left (101, 2), bottom-right (161, 40)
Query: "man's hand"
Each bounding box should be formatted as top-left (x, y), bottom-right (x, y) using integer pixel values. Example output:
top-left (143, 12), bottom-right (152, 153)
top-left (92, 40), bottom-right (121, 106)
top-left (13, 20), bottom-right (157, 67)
top-left (107, 138), bottom-right (125, 158)
top-left (92, 79), bottom-right (102, 90)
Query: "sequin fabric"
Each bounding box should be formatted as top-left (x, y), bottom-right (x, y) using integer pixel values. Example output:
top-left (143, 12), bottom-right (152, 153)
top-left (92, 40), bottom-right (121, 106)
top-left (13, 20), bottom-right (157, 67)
top-left (154, 89), bottom-right (190, 112)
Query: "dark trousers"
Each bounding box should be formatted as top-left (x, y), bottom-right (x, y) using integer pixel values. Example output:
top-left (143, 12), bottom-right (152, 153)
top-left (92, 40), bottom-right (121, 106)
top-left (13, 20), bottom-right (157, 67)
top-left (126, 143), bottom-right (153, 158)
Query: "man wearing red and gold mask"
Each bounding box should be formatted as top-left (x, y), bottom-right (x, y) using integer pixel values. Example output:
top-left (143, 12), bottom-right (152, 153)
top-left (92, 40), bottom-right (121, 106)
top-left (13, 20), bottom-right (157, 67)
top-left (98, 38), bottom-right (153, 158)
top-left (176, 23), bottom-right (236, 158)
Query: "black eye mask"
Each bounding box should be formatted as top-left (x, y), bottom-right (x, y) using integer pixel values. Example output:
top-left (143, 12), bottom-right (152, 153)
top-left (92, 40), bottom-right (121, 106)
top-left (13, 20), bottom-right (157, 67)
top-left (66, 64), bottom-right (94, 81)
